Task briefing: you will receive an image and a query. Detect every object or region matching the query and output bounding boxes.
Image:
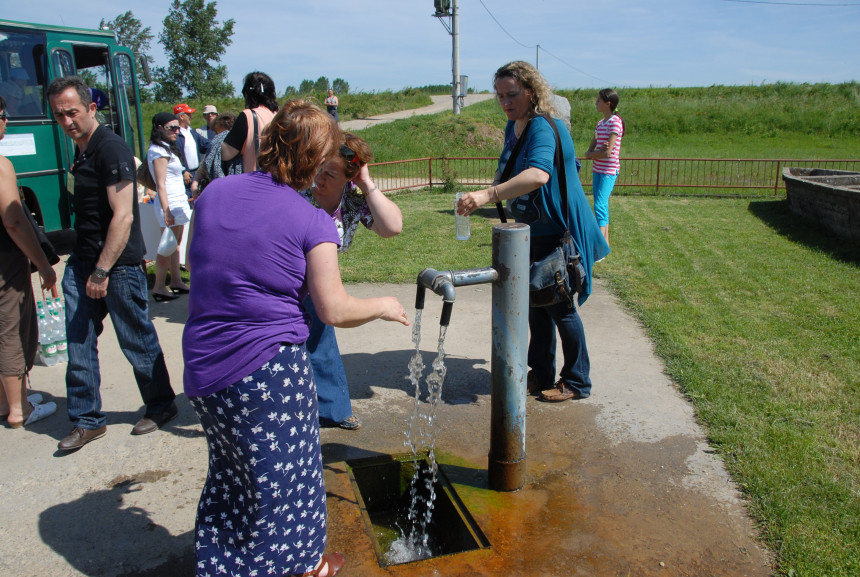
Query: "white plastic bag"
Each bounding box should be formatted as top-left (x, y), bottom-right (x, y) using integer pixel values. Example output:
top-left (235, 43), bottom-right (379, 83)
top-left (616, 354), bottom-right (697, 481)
top-left (157, 227), bottom-right (178, 256)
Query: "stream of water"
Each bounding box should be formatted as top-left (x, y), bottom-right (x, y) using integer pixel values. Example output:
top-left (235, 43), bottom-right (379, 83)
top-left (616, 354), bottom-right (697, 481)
top-left (384, 308), bottom-right (450, 564)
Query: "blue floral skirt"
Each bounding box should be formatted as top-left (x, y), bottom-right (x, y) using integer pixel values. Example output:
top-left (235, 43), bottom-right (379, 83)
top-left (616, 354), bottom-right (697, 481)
top-left (189, 344), bottom-right (326, 576)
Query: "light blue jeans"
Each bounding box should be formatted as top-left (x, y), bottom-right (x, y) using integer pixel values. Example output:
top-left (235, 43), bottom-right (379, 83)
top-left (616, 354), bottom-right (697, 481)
top-left (63, 255), bottom-right (175, 429)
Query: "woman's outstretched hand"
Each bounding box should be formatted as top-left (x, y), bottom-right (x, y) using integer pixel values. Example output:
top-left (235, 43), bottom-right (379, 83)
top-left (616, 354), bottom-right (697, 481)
top-left (379, 297), bottom-right (410, 326)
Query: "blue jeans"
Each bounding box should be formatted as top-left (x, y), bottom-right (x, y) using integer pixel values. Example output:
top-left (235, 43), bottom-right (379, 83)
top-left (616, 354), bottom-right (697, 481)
top-left (528, 236), bottom-right (591, 396)
top-left (63, 255), bottom-right (175, 429)
top-left (304, 295), bottom-right (353, 424)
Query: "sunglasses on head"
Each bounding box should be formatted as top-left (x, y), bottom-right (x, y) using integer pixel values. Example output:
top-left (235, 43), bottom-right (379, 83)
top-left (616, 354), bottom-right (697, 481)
top-left (339, 144), bottom-right (361, 166)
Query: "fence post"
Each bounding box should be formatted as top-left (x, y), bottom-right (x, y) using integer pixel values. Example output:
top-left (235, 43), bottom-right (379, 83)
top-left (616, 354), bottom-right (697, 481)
top-left (429, 158), bottom-right (433, 188)
top-left (656, 158), bottom-right (661, 194)
top-left (773, 160), bottom-right (782, 196)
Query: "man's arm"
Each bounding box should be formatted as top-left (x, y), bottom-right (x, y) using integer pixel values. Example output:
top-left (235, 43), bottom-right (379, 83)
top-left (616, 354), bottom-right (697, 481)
top-left (87, 178), bottom-right (134, 299)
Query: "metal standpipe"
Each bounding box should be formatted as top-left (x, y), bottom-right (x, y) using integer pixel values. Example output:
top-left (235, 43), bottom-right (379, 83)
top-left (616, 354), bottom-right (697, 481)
top-left (416, 222), bottom-right (530, 491)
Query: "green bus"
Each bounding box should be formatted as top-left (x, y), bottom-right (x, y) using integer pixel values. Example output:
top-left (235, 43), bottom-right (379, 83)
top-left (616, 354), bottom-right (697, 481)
top-left (0, 19), bottom-right (147, 245)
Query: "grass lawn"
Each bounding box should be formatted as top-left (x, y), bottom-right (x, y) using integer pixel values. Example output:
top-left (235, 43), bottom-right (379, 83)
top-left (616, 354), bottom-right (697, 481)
top-left (340, 190), bottom-right (859, 577)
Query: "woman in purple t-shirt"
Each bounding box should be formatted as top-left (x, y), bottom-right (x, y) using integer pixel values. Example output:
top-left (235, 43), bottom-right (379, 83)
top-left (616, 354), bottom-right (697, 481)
top-left (183, 100), bottom-right (408, 577)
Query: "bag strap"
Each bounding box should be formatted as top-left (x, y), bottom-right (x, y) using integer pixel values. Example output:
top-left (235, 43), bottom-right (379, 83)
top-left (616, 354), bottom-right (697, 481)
top-left (495, 120), bottom-right (531, 221)
top-left (251, 109), bottom-right (260, 154)
top-left (495, 114), bottom-right (568, 233)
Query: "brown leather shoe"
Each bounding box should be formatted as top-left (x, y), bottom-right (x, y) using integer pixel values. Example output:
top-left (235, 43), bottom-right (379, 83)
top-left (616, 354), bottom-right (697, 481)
top-left (131, 402), bottom-right (178, 435)
top-left (538, 380), bottom-right (587, 402)
top-left (57, 426), bottom-right (107, 451)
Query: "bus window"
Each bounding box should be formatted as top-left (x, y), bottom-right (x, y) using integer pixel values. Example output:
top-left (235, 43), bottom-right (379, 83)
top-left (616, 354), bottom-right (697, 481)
top-left (0, 28), bottom-right (47, 118)
top-left (51, 49), bottom-right (74, 78)
top-left (113, 52), bottom-right (141, 158)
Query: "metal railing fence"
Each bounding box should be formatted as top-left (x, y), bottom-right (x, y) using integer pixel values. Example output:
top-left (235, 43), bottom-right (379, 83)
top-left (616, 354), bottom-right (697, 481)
top-left (369, 157), bottom-right (860, 196)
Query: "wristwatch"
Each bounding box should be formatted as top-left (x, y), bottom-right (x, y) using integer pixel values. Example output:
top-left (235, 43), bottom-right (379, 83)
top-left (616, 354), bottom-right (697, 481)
top-left (92, 267), bottom-right (110, 279)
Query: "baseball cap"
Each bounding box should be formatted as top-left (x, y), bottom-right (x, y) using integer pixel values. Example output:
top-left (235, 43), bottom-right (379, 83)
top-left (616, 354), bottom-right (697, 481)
top-left (202, 105), bottom-right (218, 115)
top-left (173, 103), bottom-right (195, 115)
top-left (152, 112), bottom-right (179, 127)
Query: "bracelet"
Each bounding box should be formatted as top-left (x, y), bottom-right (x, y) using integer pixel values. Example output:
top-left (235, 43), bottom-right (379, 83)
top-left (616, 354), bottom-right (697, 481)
top-left (366, 185), bottom-right (379, 194)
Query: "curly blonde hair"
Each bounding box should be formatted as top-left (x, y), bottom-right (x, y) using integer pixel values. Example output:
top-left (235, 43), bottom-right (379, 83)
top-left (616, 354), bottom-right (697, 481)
top-left (493, 61), bottom-right (557, 119)
top-left (257, 100), bottom-right (339, 189)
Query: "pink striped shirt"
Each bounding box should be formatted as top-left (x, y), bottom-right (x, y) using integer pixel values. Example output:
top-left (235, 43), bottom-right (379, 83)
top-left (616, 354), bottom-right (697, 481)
top-left (592, 115), bottom-right (624, 175)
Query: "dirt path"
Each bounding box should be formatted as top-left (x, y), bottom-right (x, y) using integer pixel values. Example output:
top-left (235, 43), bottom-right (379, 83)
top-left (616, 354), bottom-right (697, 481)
top-left (339, 94), bottom-right (495, 131)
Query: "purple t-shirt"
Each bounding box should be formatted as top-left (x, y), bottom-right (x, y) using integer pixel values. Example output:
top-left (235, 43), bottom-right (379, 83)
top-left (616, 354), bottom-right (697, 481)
top-left (182, 171), bottom-right (341, 397)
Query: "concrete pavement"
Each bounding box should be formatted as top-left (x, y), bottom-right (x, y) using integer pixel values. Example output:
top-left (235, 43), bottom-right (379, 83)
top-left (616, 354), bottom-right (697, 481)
top-left (1, 258), bottom-right (774, 576)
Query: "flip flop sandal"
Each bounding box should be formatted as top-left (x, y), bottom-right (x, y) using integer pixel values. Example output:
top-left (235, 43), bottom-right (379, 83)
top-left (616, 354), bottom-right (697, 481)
top-left (297, 552), bottom-right (345, 577)
top-left (1, 394), bottom-right (45, 420)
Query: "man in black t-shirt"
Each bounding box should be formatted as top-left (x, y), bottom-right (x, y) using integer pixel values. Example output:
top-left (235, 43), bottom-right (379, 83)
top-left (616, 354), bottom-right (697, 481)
top-left (47, 76), bottom-right (177, 451)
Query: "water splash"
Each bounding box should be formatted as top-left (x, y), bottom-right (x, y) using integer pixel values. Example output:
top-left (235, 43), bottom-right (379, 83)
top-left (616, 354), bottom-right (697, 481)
top-left (385, 309), bottom-right (449, 564)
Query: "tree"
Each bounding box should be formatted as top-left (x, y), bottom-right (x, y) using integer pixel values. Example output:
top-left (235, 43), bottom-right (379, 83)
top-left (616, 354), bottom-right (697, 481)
top-left (313, 76), bottom-right (330, 93)
top-left (298, 79), bottom-right (315, 95)
top-left (156, 0), bottom-right (235, 99)
top-left (100, 11), bottom-right (155, 100)
top-left (283, 85), bottom-right (298, 98)
top-left (332, 78), bottom-right (350, 95)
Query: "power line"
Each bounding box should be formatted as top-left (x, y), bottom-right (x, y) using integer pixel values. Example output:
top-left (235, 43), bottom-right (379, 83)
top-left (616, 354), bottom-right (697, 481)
top-left (721, 0), bottom-right (860, 5)
top-left (477, 0), bottom-right (613, 85)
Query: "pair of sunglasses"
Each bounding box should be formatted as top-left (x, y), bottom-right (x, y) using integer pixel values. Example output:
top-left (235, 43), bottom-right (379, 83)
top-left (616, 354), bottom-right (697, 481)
top-left (0, 112), bottom-right (7, 121)
top-left (339, 144), bottom-right (362, 166)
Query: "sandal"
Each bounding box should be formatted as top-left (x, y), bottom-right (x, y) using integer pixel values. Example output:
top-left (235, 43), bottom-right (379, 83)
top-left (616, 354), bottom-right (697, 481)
top-left (7, 400), bottom-right (57, 428)
top-left (538, 380), bottom-right (586, 403)
top-left (296, 552), bottom-right (345, 577)
top-left (0, 393), bottom-right (43, 420)
top-left (337, 415), bottom-right (362, 430)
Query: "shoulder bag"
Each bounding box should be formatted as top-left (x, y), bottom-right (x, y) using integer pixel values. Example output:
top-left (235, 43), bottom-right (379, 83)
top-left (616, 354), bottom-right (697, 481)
top-left (20, 195), bottom-right (60, 273)
top-left (495, 115), bottom-right (585, 308)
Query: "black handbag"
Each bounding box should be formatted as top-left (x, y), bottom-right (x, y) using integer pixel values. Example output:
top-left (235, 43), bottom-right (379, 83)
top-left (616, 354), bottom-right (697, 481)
top-left (21, 196), bottom-right (60, 273)
top-left (496, 115), bottom-right (584, 308)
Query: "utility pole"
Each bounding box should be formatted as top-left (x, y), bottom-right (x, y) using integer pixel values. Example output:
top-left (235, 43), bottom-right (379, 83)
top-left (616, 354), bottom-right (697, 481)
top-left (433, 0), bottom-right (461, 115)
top-left (452, 0), bottom-right (460, 115)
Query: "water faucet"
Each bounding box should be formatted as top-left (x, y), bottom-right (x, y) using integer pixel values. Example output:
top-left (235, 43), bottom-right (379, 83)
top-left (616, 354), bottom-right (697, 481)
top-left (416, 267), bottom-right (499, 326)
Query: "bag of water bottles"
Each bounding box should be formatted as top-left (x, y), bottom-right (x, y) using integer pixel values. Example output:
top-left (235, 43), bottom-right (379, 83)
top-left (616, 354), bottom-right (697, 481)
top-left (36, 296), bottom-right (67, 366)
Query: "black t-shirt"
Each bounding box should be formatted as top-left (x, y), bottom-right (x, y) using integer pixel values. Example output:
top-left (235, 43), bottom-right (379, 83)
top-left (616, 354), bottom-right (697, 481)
top-left (71, 124), bottom-right (145, 265)
top-left (223, 110), bottom-right (249, 152)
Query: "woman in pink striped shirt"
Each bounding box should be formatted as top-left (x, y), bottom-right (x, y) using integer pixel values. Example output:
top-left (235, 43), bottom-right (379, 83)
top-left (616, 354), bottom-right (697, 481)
top-left (584, 89), bottom-right (624, 246)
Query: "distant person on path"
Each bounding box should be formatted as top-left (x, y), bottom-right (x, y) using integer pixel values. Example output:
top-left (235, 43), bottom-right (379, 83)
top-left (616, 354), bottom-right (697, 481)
top-left (0, 94), bottom-right (58, 428)
top-left (325, 88), bottom-right (339, 122)
top-left (457, 61), bottom-right (609, 403)
top-left (298, 132), bottom-right (403, 430)
top-left (146, 112), bottom-right (192, 301)
top-left (196, 104), bottom-right (218, 140)
top-left (584, 89), bottom-right (624, 246)
top-left (184, 99), bottom-right (408, 577)
top-left (221, 71), bottom-right (278, 173)
top-left (173, 103), bottom-right (209, 196)
top-left (47, 76), bottom-right (177, 451)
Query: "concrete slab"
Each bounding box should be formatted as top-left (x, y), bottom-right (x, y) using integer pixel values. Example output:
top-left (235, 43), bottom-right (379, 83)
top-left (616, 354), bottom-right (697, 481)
top-left (1, 262), bottom-right (774, 576)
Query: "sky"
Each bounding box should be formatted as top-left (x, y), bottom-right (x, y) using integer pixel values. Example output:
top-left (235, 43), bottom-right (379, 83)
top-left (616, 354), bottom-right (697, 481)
top-left (3, 0), bottom-right (860, 95)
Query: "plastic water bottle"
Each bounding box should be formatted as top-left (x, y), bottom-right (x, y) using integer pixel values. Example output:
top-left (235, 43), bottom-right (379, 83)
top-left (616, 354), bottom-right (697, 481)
top-left (454, 192), bottom-right (470, 240)
top-left (36, 303), bottom-right (58, 366)
top-left (48, 304), bottom-right (68, 364)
